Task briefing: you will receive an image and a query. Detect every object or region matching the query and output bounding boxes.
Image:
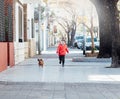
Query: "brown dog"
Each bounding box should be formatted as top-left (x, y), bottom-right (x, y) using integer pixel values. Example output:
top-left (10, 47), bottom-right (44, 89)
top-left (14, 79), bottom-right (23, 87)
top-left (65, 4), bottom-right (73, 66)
top-left (38, 59), bottom-right (44, 67)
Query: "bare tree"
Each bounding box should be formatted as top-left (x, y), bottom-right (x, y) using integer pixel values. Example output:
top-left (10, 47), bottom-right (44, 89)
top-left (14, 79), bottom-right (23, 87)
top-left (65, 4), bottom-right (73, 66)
top-left (57, 17), bottom-right (72, 46)
top-left (65, 7), bottom-right (81, 47)
top-left (56, 7), bottom-right (80, 47)
top-left (77, 5), bottom-right (97, 54)
top-left (82, 15), bottom-right (95, 54)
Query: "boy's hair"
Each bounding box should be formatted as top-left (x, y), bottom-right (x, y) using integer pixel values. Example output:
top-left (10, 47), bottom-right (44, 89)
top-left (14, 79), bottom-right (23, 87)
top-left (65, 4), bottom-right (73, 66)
top-left (61, 40), bottom-right (66, 43)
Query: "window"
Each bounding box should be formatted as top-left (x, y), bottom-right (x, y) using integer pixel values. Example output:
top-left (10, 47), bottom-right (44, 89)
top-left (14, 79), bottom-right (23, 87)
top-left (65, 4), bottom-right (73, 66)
top-left (18, 6), bottom-right (23, 42)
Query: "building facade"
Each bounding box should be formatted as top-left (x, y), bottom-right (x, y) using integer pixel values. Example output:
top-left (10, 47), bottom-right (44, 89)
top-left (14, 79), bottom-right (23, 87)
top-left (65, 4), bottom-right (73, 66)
top-left (0, 0), bottom-right (14, 72)
top-left (0, 0), bottom-right (37, 72)
top-left (14, 0), bottom-right (36, 64)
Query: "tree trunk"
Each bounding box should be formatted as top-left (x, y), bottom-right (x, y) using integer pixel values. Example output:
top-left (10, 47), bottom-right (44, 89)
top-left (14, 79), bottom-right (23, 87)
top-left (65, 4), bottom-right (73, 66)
top-left (110, 1), bottom-right (120, 67)
top-left (70, 28), bottom-right (76, 47)
top-left (67, 31), bottom-right (70, 46)
top-left (91, 0), bottom-right (120, 67)
top-left (70, 22), bottom-right (76, 47)
top-left (90, 0), bottom-right (112, 58)
top-left (90, 30), bottom-right (95, 54)
top-left (90, 16), bottom-right (95, 54)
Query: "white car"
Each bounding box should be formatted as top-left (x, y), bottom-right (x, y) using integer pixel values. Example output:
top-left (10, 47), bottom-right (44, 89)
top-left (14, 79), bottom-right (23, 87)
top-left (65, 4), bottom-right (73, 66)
top-left (73, 35), bottom-right (84, 49)
top-left (85, 37), bottom-right (99, 50)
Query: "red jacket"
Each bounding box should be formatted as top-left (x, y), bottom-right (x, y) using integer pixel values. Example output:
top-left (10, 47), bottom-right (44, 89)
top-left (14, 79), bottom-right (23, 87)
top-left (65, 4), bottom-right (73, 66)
top-left (56, 44), bottom-right (69, 55)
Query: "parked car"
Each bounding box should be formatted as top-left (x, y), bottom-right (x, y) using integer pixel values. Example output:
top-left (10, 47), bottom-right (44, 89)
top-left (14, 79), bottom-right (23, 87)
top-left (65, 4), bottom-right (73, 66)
top-left (73, 35), bottom-right (84, 49)
top-left (85, 37), bottom-right (99, 50)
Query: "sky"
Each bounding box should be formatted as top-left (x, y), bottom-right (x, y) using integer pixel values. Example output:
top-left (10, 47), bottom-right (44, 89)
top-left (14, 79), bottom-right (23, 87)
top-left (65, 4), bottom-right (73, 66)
top-left (49, 0), bottom-right (97, 18)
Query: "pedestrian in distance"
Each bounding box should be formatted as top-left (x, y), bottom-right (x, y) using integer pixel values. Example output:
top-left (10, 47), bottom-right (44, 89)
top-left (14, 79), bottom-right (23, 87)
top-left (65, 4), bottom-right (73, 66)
top-left (56, 40), bottom-right (69, 67)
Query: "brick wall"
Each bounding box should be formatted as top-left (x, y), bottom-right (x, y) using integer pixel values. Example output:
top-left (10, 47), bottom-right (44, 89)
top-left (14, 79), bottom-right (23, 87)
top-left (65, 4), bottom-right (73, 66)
top-left (0, 0), bottom-right (5, 41)
top-left (4, 0), bottom-right (15, 66)
top-left (4, 0), bottom-right (13, 42)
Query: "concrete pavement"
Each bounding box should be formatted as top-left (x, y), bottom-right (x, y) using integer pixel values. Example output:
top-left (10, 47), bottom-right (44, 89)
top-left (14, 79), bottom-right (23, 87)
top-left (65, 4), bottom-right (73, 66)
top-left (0, 47), bottom-right (120, 99)
top-left (0, 82), bottom-right (120, 99)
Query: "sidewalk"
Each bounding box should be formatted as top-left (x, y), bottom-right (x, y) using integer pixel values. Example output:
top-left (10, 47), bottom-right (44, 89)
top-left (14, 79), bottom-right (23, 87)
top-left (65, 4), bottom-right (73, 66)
top-left (0, 48), bottom-right (119, 83)
top-left (0, 47), bottom-right (120, 99)
top-left (0, 82), bottom-right (120, 99)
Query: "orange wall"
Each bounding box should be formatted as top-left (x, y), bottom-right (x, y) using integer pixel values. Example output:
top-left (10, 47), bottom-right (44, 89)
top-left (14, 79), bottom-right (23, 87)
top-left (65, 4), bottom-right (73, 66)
top-left (9, 42), bottom-right (15, 67)
top-left (0, 43), bottom-right (8, 72)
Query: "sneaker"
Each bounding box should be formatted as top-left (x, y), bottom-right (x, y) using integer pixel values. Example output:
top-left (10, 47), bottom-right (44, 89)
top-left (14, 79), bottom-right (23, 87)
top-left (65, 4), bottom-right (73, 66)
top-left (59, 61), bottom-right (61, 64)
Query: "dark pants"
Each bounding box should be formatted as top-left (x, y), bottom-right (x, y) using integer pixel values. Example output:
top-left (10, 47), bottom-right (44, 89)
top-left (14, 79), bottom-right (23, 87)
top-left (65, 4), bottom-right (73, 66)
top-left (59, 55), bottom-right (65, 66)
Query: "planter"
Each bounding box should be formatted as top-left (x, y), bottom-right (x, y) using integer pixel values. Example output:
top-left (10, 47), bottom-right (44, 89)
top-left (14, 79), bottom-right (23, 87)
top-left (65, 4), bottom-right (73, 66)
top-left (85, 52), bottom-right (99, 57)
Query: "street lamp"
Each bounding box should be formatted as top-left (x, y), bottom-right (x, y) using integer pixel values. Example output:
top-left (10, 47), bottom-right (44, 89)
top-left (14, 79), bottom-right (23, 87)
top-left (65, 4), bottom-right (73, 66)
top-left (38, 4), bottom-right (42, 55)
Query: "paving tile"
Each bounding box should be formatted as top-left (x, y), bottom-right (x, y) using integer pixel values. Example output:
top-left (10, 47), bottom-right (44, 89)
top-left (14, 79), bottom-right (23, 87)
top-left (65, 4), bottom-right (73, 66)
top-left (0, 95), bottom-right (17, 99)
top-left (0, 49), bottom-right (120, 99)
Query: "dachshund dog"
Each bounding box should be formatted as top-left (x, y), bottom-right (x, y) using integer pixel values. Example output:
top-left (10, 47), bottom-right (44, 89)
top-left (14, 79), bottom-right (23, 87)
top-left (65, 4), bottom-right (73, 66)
top-left (38, 59), bottom-right (44, 67)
